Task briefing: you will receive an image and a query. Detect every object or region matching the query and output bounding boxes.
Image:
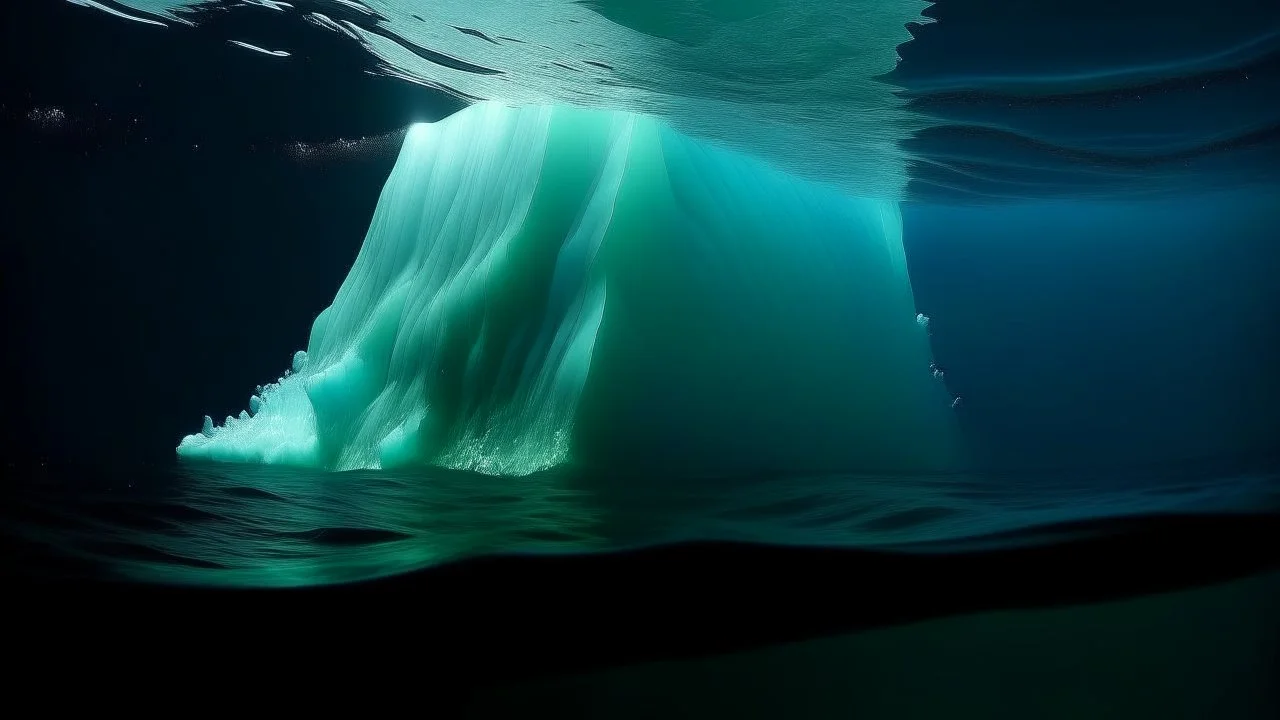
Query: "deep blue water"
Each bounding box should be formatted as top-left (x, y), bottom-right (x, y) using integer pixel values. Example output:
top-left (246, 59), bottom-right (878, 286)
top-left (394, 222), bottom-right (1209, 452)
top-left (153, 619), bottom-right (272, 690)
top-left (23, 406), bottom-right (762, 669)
top-left (1, 2), bottom-right (1278, 711)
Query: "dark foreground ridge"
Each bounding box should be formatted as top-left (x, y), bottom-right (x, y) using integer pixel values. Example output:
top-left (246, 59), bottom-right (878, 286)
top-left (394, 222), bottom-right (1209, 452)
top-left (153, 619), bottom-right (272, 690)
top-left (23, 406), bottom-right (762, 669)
top-left (6, 511), bottom-right (1279, 689)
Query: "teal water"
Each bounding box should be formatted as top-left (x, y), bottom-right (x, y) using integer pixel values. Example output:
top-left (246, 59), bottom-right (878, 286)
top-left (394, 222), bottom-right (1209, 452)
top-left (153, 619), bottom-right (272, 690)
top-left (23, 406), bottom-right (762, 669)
top-left (8, 460), bottom-right (1276, 587)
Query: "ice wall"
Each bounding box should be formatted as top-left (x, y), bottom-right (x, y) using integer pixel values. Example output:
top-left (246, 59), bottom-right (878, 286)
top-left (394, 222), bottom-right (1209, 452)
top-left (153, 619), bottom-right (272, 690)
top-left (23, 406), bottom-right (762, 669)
top-left (178, 102), bottom-right (960, 475)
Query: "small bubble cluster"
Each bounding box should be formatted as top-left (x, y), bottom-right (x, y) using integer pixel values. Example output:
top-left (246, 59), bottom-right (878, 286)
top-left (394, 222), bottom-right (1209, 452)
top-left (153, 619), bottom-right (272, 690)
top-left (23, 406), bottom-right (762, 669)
top-left (27, 106), bottom-right (67, 130)
top-left (284, 131), bottom-right (404, 166)
top-left (15, 102), bottom-right (410, 165)
top-left (919, 312), bottom-right (963, 410)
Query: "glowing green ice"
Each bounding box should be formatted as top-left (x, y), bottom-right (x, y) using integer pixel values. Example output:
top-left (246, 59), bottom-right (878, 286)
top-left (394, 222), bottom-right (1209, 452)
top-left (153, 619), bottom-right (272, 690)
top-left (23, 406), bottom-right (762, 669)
top-left (179, 102), bottom-right (959, 475)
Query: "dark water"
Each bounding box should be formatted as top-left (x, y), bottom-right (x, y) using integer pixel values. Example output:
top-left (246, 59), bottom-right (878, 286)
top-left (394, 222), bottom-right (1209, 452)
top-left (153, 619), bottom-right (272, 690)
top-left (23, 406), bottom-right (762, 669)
top-left (5, 457), bottom-right (1279, 712)
top-left (5, 459), bottom-right (1279, 588)
top-left (892, 0), bottom-right (1280, 201)
top-left (3, 0), bottom-right (1279, 714)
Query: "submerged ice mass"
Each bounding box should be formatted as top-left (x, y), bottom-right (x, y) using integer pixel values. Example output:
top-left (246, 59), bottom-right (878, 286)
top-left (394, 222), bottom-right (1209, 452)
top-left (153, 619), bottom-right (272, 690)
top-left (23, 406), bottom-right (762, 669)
top-left (179, 102), bottom-right (959, 475)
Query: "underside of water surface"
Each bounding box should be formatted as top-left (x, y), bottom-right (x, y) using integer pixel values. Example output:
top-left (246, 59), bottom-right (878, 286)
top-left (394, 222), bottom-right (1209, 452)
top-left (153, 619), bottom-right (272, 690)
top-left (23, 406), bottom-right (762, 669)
top-left (67, 0), bottom-right (1280, 201)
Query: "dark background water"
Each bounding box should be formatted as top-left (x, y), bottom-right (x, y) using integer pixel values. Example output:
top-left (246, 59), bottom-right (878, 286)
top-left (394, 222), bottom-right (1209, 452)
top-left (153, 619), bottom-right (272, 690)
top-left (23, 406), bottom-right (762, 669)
top-left (892, 0), bottom-right (1280, 201)
top-left (2, 0), bottom-right (1279, 714)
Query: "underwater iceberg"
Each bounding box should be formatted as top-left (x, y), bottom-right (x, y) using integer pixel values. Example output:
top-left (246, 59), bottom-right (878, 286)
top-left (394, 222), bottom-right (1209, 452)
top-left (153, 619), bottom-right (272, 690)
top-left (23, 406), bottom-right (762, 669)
top-left (179, 102), bottom-right (959, 475)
